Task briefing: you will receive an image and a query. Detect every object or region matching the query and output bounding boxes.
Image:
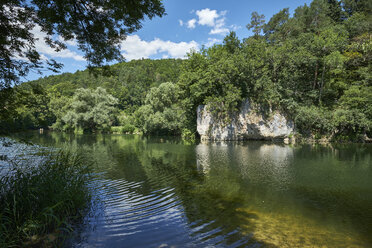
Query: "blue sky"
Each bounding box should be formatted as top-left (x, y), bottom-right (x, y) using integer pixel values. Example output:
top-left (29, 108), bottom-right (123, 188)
top-left (26, 0), bottom-right (312, 81)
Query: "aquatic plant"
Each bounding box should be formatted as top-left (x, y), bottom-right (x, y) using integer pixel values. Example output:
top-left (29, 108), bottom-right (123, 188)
top-left (0, 150), bottom-right (92, 247)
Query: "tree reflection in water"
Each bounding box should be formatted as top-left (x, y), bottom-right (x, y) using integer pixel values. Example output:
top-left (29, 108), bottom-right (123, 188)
top-left (10, 132), bottom-right (372, 247)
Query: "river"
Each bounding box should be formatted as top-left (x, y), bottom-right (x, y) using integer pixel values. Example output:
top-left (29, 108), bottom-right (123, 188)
top-left (5, 132), bottom-right (372, 247)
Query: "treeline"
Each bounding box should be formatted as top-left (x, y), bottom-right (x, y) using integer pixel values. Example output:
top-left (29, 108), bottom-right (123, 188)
top-left (0, 59), bottom-right (184, 134)
top-left (1, 0), bottom-right (371, 141)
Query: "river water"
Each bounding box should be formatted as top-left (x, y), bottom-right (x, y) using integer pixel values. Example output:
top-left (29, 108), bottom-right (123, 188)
top-left (6, 132), bottom-right (372, 247)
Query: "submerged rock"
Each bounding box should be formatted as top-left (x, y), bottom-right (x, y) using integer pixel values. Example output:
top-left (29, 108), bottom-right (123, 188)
top-left (197, 99), bottom-right (294, 141)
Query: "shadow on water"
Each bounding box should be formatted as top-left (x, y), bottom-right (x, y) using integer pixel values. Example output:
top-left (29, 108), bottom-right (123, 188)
top-left (7, 131), bottom-right (372, 248)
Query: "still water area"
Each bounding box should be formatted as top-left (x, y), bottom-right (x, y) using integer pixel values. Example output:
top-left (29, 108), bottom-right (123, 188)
top-left (5, 132), bottom-right (372, 247)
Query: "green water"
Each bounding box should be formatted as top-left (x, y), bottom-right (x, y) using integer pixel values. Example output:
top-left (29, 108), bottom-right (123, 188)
top-left (8, 132), bottom-right (372, 247)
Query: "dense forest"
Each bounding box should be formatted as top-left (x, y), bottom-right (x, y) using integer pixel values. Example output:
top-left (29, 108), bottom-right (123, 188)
top-left (1, 0), bottom-right (371, 142)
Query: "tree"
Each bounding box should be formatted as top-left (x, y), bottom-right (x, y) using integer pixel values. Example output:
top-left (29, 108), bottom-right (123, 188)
top-left (246, 12), bottom-right (265, 37)
top-left (61, 87), bottom-right (118, 132)
top-left (341, 0), bottom-right (372, 16)
top-left (263, 8), bottom-right (289, 41)
top-left (223, 31), bottom-right (241, 53)
top-left (0, 0), bottom-right (165, 89)
top-left (135, 82), bottom-right (184, 135)
top-left (327, 0), bottom-right (344, 23)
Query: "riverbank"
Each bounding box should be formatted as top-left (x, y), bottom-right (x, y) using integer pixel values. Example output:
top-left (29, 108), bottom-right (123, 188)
top-left (0, 138), bottom-right (93, 247)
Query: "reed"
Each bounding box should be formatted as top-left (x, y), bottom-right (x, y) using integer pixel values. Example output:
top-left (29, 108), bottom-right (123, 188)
top-left (0, 150), bottom-right (92, 247)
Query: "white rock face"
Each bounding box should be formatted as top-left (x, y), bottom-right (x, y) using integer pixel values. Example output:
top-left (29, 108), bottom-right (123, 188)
top-left (197, 99), bottom-right (294, 141)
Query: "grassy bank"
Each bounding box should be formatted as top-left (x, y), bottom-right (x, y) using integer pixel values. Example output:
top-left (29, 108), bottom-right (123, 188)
top-left (0, 148), bottom-right (92, 247)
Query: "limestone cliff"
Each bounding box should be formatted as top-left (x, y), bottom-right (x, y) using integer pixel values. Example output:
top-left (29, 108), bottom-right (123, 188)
top-left (197, 99), bottom-right (294, 141)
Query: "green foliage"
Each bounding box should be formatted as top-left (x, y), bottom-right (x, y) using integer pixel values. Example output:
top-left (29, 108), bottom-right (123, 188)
top-left (181, 128), bottom-right (196, 142)
top-left (247, 12), bottom-right (266, 36)
top-left (340, 85), bottom-right (372, 118)
top-left (60, 87), bottom-right (118, 132)
top-left (177, 0), bottom-right (371, 141)
top-left (135, 82), bottom-right (184, 135)
top-left (31, 59), bottom-right (183, 113)
top-left (3, 0), bottom-right (371, 142)
top-left (332, 108), bottom-right (370, 140)
top-left (110, 126), bottom-right (122, 133)
top-left (295, 105), bottom-right (371, 141)
top-left (122, 124), bottom-right (136, 134)
top-left (110, 124), bottom-right (136, 134)
top-left (0, 84), bottom-right (55, 132)
top-left (0, 148), bottom-right (92, 246)
top-left (0, 0), bottom-right (165, 88)
top-left (295, 106), bottom-right (333, 135)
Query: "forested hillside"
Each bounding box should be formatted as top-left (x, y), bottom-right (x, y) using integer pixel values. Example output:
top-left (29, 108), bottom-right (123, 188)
top-left (1, 0), bottom-right (371, 141)
top-left (0, 59), bottom-right (184, 132)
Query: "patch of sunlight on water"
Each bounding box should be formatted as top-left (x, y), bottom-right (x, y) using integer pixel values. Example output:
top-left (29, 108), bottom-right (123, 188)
top-left (237, 207), bottom-right (366, 248)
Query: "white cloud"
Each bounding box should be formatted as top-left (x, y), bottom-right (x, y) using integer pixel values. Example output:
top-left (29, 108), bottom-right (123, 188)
top-left (184, 8), bottom-right (230, 36)
top-left (120, 35), bottom-right (199, 60)
top-left (205, 38), bottom-right (221, 47)
top-left (209, 17), bottom-right (229, 35)
top-left (187, 19), bottom-right (197, 29)
top-left (210, 27), bottom-right (229, 35)
top-left (179, 20), bottom-right (184, 26)
top-left (196, 8), bottom-right (219, 27)
top-left (230, 24), bottom-right (242, 31)
top-left (32, 25), bottom-right (85, 61)
top-left (220, 10), bottom-right (228, 16)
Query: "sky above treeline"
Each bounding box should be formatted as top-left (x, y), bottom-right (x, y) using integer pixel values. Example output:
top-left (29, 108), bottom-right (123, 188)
top-left (26, 0), bottom-right (312, 81)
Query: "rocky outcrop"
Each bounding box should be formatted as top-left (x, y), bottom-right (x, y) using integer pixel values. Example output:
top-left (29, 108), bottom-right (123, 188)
top-left (197, 99), bottom-right (294, 141)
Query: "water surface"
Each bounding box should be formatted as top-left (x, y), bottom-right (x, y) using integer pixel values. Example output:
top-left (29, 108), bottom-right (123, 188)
top-left (7, 132), bottom-right (372, 247)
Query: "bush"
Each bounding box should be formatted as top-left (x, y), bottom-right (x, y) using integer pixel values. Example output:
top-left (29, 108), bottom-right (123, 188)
top-left (110, 124), bottom-right (136, 134)
top-left (294, 106), bottom-right (371, 142)
top-left (110, 126), bottom-right (122, 133)
top-left (332, 108), bottom-right (370, 141)
top-left (0, 149), bottom-right (92, 247)
top-left (181, 128), bottom-right (196, 142)
top-left (295, 106), bottom-right (333, 136)
top-left (122, 124), bottom-right (136, 133)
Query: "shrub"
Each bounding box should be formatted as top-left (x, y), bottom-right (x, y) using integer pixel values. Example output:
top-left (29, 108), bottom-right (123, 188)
top-left (122, 124), bottom-right (136, 133)
top-left (181, 128), bottom-right (196, 142)
top-left (110, 126), bottom-right (122, 133)
top-left (295, 106), bottom-right (333, 136)
top-left (332, 108), bottom-right (370, 141)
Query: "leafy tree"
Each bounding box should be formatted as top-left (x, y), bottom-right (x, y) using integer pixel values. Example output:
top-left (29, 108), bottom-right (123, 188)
top-left (49, 95), bottom-right (72, 131)
top-left (341, 0), bottom-right (372, 16)
top-left (223, 31), bottom-right (241, 53)
top-left (135, 82), bottom-right (184, 135)
top-left (0, 83), bottom-right (55, 130)
top-left (264, 8), bottom-right (290, 41)
top-left (61, 87), bottom-right (118, 132)
top-left (0, 0), bottom-right (165, 89)
top-left (327, 0), bottom-right (344, 23)
top-left (179, 46), bottom-right (244, 127)
top-left (246, 12), bottom-right (265, 37)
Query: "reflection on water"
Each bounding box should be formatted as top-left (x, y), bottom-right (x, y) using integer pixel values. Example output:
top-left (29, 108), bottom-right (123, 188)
top-left (7, 132), bottom-right (372, 247)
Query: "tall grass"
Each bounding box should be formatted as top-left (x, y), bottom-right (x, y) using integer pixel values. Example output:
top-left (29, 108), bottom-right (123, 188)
top-left (0, 150), bottom-right (92, 247)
